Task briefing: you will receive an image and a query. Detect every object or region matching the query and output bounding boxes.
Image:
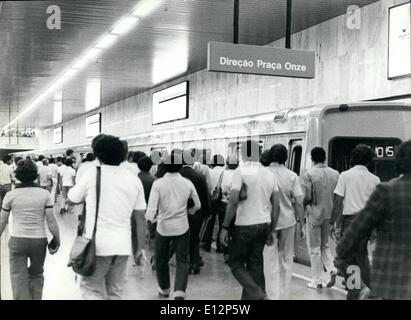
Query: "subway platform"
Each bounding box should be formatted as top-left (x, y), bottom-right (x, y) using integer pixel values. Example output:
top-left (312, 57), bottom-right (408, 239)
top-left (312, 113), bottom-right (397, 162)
top-left (1, 202), bottom-right (346, 300)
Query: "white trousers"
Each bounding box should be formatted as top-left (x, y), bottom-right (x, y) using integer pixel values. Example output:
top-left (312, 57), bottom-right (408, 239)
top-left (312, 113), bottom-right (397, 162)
top-left (263, 225), bottom-right (295, 300)
top-left (306, 219), bottom-right (336, 281)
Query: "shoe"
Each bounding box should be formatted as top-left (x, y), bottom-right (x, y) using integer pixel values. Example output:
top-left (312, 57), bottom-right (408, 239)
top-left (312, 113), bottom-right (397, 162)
top-left (174, 296), bottom-right (185, 300)
top-left (60, 208), bottom-right (66, 215)
top-left (326, 271), bottom-right (337, 288)
top-left (307, 280), bottom-right (324, 289)
top-left (158, 290), bottom-right (170, 298)
top-left (189, 265), bottom-right (201, 275)
top-left (358, 285), bottom-right (371, 300)
top-left (199, 257), bottom-right (204, 267)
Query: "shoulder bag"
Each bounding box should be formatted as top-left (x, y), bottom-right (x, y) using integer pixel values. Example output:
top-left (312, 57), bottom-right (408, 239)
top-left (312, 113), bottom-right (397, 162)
top-left (67, 166), bottom-right (101, 276)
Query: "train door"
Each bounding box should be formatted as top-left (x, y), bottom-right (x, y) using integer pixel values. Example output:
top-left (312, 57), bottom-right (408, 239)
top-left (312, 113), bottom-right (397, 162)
top-left (288, 139), bottom-right (311, 265)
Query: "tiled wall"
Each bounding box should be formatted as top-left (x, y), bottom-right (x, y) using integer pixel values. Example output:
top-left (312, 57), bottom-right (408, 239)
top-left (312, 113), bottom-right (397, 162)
top-left (39, 0), bottom-right (411, 149)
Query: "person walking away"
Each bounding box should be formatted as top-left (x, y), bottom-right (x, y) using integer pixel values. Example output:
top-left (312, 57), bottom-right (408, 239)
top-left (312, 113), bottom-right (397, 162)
top-left (0, 155), bottom-right (14, 208)
top-left (76, 153), bottom-right (96, 183)
top-left (179, 150), bottom-right (210, 274)
top-left (220, 154), bottom-right (239, 263)
top-left (301, 147), bottom-right (339, 289)
top-left (335, 140), bottom-right (411, 300)
top-left (220, 140), bottom-right (280, 300)
top-left (38, 158), bottom-right (53, 192)
top-left (58, 158), bottom-right (76, 215)
top-left (201, 154), bottom-right (226, 252)
top-left (68, 134), bottom-right (147, 300)
top-left (263, 144), bottom-right (305, 300)
top-left (48, 158), bottom-right (59, 201)
top-left (137, 155), bottom-right (157, 270)
top-left (0, 159), bottom-right (60, 300)
top-left (330, 144), bottom-right (380, 299)
top-left (145, 153), bottom-right (200, 300)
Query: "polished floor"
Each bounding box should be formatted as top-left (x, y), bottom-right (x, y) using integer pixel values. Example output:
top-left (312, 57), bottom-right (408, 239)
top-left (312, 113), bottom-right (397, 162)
top-left (1, 203), bottom-right (346, 300)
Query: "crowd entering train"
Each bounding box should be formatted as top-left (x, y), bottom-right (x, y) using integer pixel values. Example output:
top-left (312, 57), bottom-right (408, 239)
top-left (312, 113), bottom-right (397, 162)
top-left (0, 134), bottom-right (410, 300)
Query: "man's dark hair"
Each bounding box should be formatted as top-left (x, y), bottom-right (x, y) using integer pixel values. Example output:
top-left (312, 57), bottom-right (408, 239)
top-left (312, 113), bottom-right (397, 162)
top-left (38, 155), bottom-right (45, 162)
top-left (350, 144), bottom-right (375, 167)
top-left (138, 156), bottom-right (154, 172)
top-left (211, 154), bottom-right (225, 167)
top-left (91, 134), bottom-right (105, 149)
top-left (56, 156), bottom-right (62, 163)
top-left (2, 155), bottom-right (11, 163)
top-left (92, 134), bottom-right (126, 166)
top-left (270, 144), bottom-right (288, 165)
top-left (226, 154), bottom-right (239, 170)
top-left (132, 151), bottom-right (146, 164)
top-left (395, 140), bottom-right (411, 174)
top-left (48, 157), bottom-right (55, 164)
top-left (85, 153), bottom-right (95, 162)
top-left (64, 158), bottom-right (74, 167)
top-left (14, 156), bottom-right (23, 165)
top-left (311, 147), bottom-right (326, 163)
top-left (164, 154), bottom-right (183, 173)
top-left (240, 140), bottom-right (261, 162)
top-left (15, 160), bottom-right (37, 184)
top-left (260, 150), bottom-right (272, 167)
top-left (66, 149), bottom-right (74, 156)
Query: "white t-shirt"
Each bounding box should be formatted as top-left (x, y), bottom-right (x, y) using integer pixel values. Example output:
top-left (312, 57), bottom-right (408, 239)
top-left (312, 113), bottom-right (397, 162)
top-left (48, 163), bottom-right (59, 180)
top-left (231, 162), bottom-right (279, 226)
top-left (268, 163), bottom-right (304, 230)
top-left (38, 165), bottom-right (52, 187)
top-left (334, 165), bottom-right (380, 216)
top-left (120, 161), bottom-right (140, 176)
top-left (68, 165), bottom-right (147, 256)
top-left (58, 165), bottom-right (76, 187)
top-left (221, 169), bottom-right (237, 203)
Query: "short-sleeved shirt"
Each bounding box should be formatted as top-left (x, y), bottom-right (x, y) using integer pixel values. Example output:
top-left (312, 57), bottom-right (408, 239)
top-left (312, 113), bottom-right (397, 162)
top-left (0, 161), bottom-right (13, 185)
top-left (301, 164), bottom-right (339, 222)
top-left (38, 165), bottom-right (52, 187)
top-left (59, 165), bottom-right (76, 187)
top-left (268, 163), bottom-right (304, 230)
top-left (334, 165), bottom-right (380, 216)
top-left (68, 165), bottom-right (146, 256)
top-left (145, 173), bottom-right (201, 236)
top-left (48, 163), bottom-right (59, 179)
top-left (231, 162), bottom-right (279, 226)
top-left (221, 169), bottom-right (237, 203)
top-left (2, 187), bottom-right (53, 238)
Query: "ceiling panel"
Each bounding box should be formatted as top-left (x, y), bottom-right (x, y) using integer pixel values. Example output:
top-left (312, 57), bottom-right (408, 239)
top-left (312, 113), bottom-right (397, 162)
top-left (0, 0), bottom-right (380, 131)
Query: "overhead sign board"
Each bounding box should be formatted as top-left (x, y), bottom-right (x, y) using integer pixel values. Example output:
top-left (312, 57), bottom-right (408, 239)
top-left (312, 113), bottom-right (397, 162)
top-left (388, 2), bottom-right (410, 79)
top-left (207, 41), bottom-right (315, 79)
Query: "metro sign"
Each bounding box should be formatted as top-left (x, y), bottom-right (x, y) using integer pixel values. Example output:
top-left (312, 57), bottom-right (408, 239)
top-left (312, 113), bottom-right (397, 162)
top-left (207, 41), bottom-right (315, 79)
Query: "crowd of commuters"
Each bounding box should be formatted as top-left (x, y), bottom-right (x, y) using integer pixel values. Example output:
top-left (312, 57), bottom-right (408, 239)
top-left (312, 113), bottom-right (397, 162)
top-left (0, 135), bottom-right (410, 300)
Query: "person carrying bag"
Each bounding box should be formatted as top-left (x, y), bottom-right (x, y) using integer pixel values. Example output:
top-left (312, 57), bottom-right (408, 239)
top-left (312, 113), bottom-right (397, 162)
top-left (67, 166), bottom-right (101, 276)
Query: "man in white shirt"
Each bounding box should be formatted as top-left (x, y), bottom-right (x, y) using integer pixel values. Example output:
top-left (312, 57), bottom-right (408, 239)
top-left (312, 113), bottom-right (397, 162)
top-left (220, 140), bottom-right (280, 300)
top-left (0, 155), bottom-right (14, 209)
top-left (330, 144), bottom-right (380, 300)
top-left (263, 144), bottom-right (305, 300)
top-left (68, 134), bottom-right (146, 300)
top-left (38, 158), bottom-right (53, 192)
top-left (201, 154), bottom-right (226, 252)
top-left (146, 153), bottom-right (201, 300)
top-left (58, 158), bottom-right (76, 214)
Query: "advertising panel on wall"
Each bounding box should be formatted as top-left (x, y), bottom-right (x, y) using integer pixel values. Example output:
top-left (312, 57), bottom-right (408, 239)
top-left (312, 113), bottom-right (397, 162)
top-left (86, 113), bottom-right (101, 138)
top-left (388, 2), bottom-right (411, 79)
top-left (53, 126), bottom-right (63, 144)
top-left (152, 81), bottom-right (189, 125)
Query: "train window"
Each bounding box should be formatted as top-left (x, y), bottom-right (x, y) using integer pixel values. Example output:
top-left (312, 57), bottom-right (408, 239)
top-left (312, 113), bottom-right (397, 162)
top-left (290, 146), bottom-right (302, 175)
top-left (228, 140), bottom-right (263, 159)
top-left (328, 137), bottom-right (402, 182)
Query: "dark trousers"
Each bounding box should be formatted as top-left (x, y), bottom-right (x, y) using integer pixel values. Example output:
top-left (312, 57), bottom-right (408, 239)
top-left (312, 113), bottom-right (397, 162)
top-left (155, 231), bottom-right (190, 294)
top-left (202, 202), bottom-right (226, 250)
top-left (0, 183), bottom-right (11, 208)
top-left (131, 217), bottom-right (137, 255)
top-left (228, 223), bottom-right (270, 300)
top-left (341, 215), bottom-right (371, 300)
top-left (188, 213), bottom-right (204, 266)
top-left (8, 237), bottom-right (48, 300)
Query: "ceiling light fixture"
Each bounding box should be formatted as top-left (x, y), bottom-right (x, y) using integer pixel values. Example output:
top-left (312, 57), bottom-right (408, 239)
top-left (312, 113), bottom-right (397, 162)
top-left (2, 0), bottom-right (164, 131)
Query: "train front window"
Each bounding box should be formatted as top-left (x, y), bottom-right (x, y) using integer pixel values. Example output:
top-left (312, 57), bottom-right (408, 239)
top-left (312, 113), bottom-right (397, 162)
top-left (329, 137), bottom-right (402, 182)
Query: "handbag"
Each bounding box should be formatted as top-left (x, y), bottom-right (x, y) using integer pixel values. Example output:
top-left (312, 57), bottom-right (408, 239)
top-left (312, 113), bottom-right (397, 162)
top-left (211, 170), bottom-right (224, 203)
top-left (67, 166), bottom-right (101, 276)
